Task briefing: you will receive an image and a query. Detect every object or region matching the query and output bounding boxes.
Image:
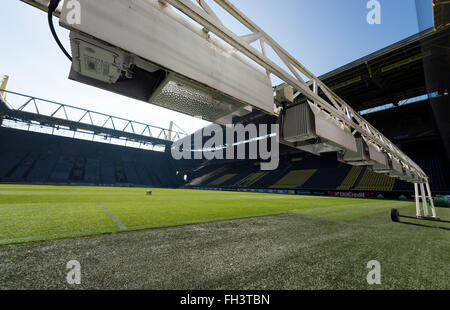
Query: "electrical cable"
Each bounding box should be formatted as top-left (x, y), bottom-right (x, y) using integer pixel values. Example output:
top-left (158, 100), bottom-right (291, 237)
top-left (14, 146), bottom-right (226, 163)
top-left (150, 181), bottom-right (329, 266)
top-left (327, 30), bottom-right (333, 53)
top-left (48, 0), bottom-right (72, 61)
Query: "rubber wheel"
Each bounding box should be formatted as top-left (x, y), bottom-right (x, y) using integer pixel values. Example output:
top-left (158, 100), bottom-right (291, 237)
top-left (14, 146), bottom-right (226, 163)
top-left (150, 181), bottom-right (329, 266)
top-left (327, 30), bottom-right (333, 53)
top-left (390, 208), bottom-right (400, 222)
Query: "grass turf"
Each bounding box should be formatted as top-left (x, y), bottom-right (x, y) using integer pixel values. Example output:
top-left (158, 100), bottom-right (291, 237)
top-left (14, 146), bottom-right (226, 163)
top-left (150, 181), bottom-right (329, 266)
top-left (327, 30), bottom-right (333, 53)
top-left (1, 184), bottom-right (449, 289)
top-left (0, 184), bottom-right (446, 245)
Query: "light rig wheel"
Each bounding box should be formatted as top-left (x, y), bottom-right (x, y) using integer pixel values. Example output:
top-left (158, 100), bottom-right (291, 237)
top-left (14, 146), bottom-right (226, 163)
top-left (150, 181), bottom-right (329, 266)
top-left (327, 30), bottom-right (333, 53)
top-left (390, 209), bottom-right (400, 222)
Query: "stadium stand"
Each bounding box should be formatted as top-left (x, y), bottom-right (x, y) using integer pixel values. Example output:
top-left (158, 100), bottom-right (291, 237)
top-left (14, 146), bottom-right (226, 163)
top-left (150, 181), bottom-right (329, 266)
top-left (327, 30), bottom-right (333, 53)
top-left (303, 167), bottom-right (352, 190)
top-left (136, 164), bottom-right (152, 185)
top-left (184, 140), bottom-right (449, 194)
top-left (208, 174), bottom-right (237, 187)
top-left (71, 158), bottom-right (85, 181)
top-left (355, 169), bottom-right (396, 192)
top-left (0, 152), bottom-right (23, 178)
top-left (27, 153), bottom-right (58, 182)
top-left (397, 142), bottom-right (449, 192)
top-left (100, 160), bottom-right (116, 184)
top-left (0, 127), bottom-right (181, 187)
top-left (1, 123), bottom-right (448, 194)
top-left (188, 166), bottom-right (227, 186)
top-left (84, 159), bottom-right (100, 183)
top-left (337, 166), bottom-right (364, 190)
top-left (290, 157), bottom-right (304, 163)
top-left (234, 172), bottom-right (268, 187)
top-left (51, 157), bottom-right (75, 182)
top-left (270, 170), bottom-right (317, 189)
top-left (124, 162), bottom-right (140, 184)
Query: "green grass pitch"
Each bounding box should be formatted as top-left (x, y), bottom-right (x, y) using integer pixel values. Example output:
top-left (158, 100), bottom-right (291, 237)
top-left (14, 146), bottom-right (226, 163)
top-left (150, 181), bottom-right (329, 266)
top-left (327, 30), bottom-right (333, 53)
top-left (0, 184), bottom-right (447, 245)
top-left (1, 184), bottom-right (449, 289)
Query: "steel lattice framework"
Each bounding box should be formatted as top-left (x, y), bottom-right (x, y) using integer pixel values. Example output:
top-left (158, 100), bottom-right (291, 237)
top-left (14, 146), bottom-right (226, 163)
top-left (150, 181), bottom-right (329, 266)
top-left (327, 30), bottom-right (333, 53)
top-left (19, 0), bottom-right (426, 180)
top-left (160, 0), bottom-right (427, 181)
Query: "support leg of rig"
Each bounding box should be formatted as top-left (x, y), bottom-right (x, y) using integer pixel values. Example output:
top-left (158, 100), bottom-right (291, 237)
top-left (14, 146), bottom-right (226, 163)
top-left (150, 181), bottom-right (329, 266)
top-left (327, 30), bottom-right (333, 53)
top-left (414, 183), bottom-right (422, 217)
top-left (425, 182), bottom-right (437, 218)
top-left (420, 183), bottom-right (429, 217)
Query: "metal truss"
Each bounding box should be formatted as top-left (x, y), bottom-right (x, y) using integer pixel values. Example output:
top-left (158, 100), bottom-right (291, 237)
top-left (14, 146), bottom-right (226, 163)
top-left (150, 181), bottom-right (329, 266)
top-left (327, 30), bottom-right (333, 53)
top-left (160, 0), bottom-right (427, 181)
top-left (0, 90), bottom-right (186, 146)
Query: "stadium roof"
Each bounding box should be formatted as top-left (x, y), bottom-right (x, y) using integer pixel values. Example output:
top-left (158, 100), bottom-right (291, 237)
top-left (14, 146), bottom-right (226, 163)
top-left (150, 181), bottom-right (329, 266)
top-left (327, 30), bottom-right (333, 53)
top-left (293, 27), bottom-right (450, 112)
top-left (434, 0), bottom-right (450, 31)
top-left (0, 90), bottom-right (186, 150)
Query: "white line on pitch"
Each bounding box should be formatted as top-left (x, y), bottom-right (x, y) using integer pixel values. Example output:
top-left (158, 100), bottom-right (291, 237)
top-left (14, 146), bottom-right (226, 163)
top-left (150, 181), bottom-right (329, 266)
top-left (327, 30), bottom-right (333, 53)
top-left (98, 203), bottom-right (127, 230)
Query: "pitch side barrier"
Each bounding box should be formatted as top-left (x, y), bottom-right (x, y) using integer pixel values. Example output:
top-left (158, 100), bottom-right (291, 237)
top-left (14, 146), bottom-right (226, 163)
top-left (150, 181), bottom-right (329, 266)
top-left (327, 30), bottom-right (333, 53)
top-left (185, 186), bottom-right (424, 200)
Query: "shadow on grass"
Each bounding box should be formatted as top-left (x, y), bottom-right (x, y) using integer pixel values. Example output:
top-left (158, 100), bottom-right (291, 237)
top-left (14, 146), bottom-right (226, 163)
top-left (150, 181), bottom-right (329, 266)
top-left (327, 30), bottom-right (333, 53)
top-left (397, 220), bottom-right (450, 231)
top-left (400, 215), bottom-right (450, 224)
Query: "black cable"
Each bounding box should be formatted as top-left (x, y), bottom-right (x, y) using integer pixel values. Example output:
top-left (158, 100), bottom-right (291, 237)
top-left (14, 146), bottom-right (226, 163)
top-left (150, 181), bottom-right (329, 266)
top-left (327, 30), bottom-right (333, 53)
top-left (48, 0), bottom-right (72, 61)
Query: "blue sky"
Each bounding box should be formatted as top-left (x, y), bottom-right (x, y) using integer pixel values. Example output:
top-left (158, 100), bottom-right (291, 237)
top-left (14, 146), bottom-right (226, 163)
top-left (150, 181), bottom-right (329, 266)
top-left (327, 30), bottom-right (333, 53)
top-left (0, 0), bottom-right (432, 134)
